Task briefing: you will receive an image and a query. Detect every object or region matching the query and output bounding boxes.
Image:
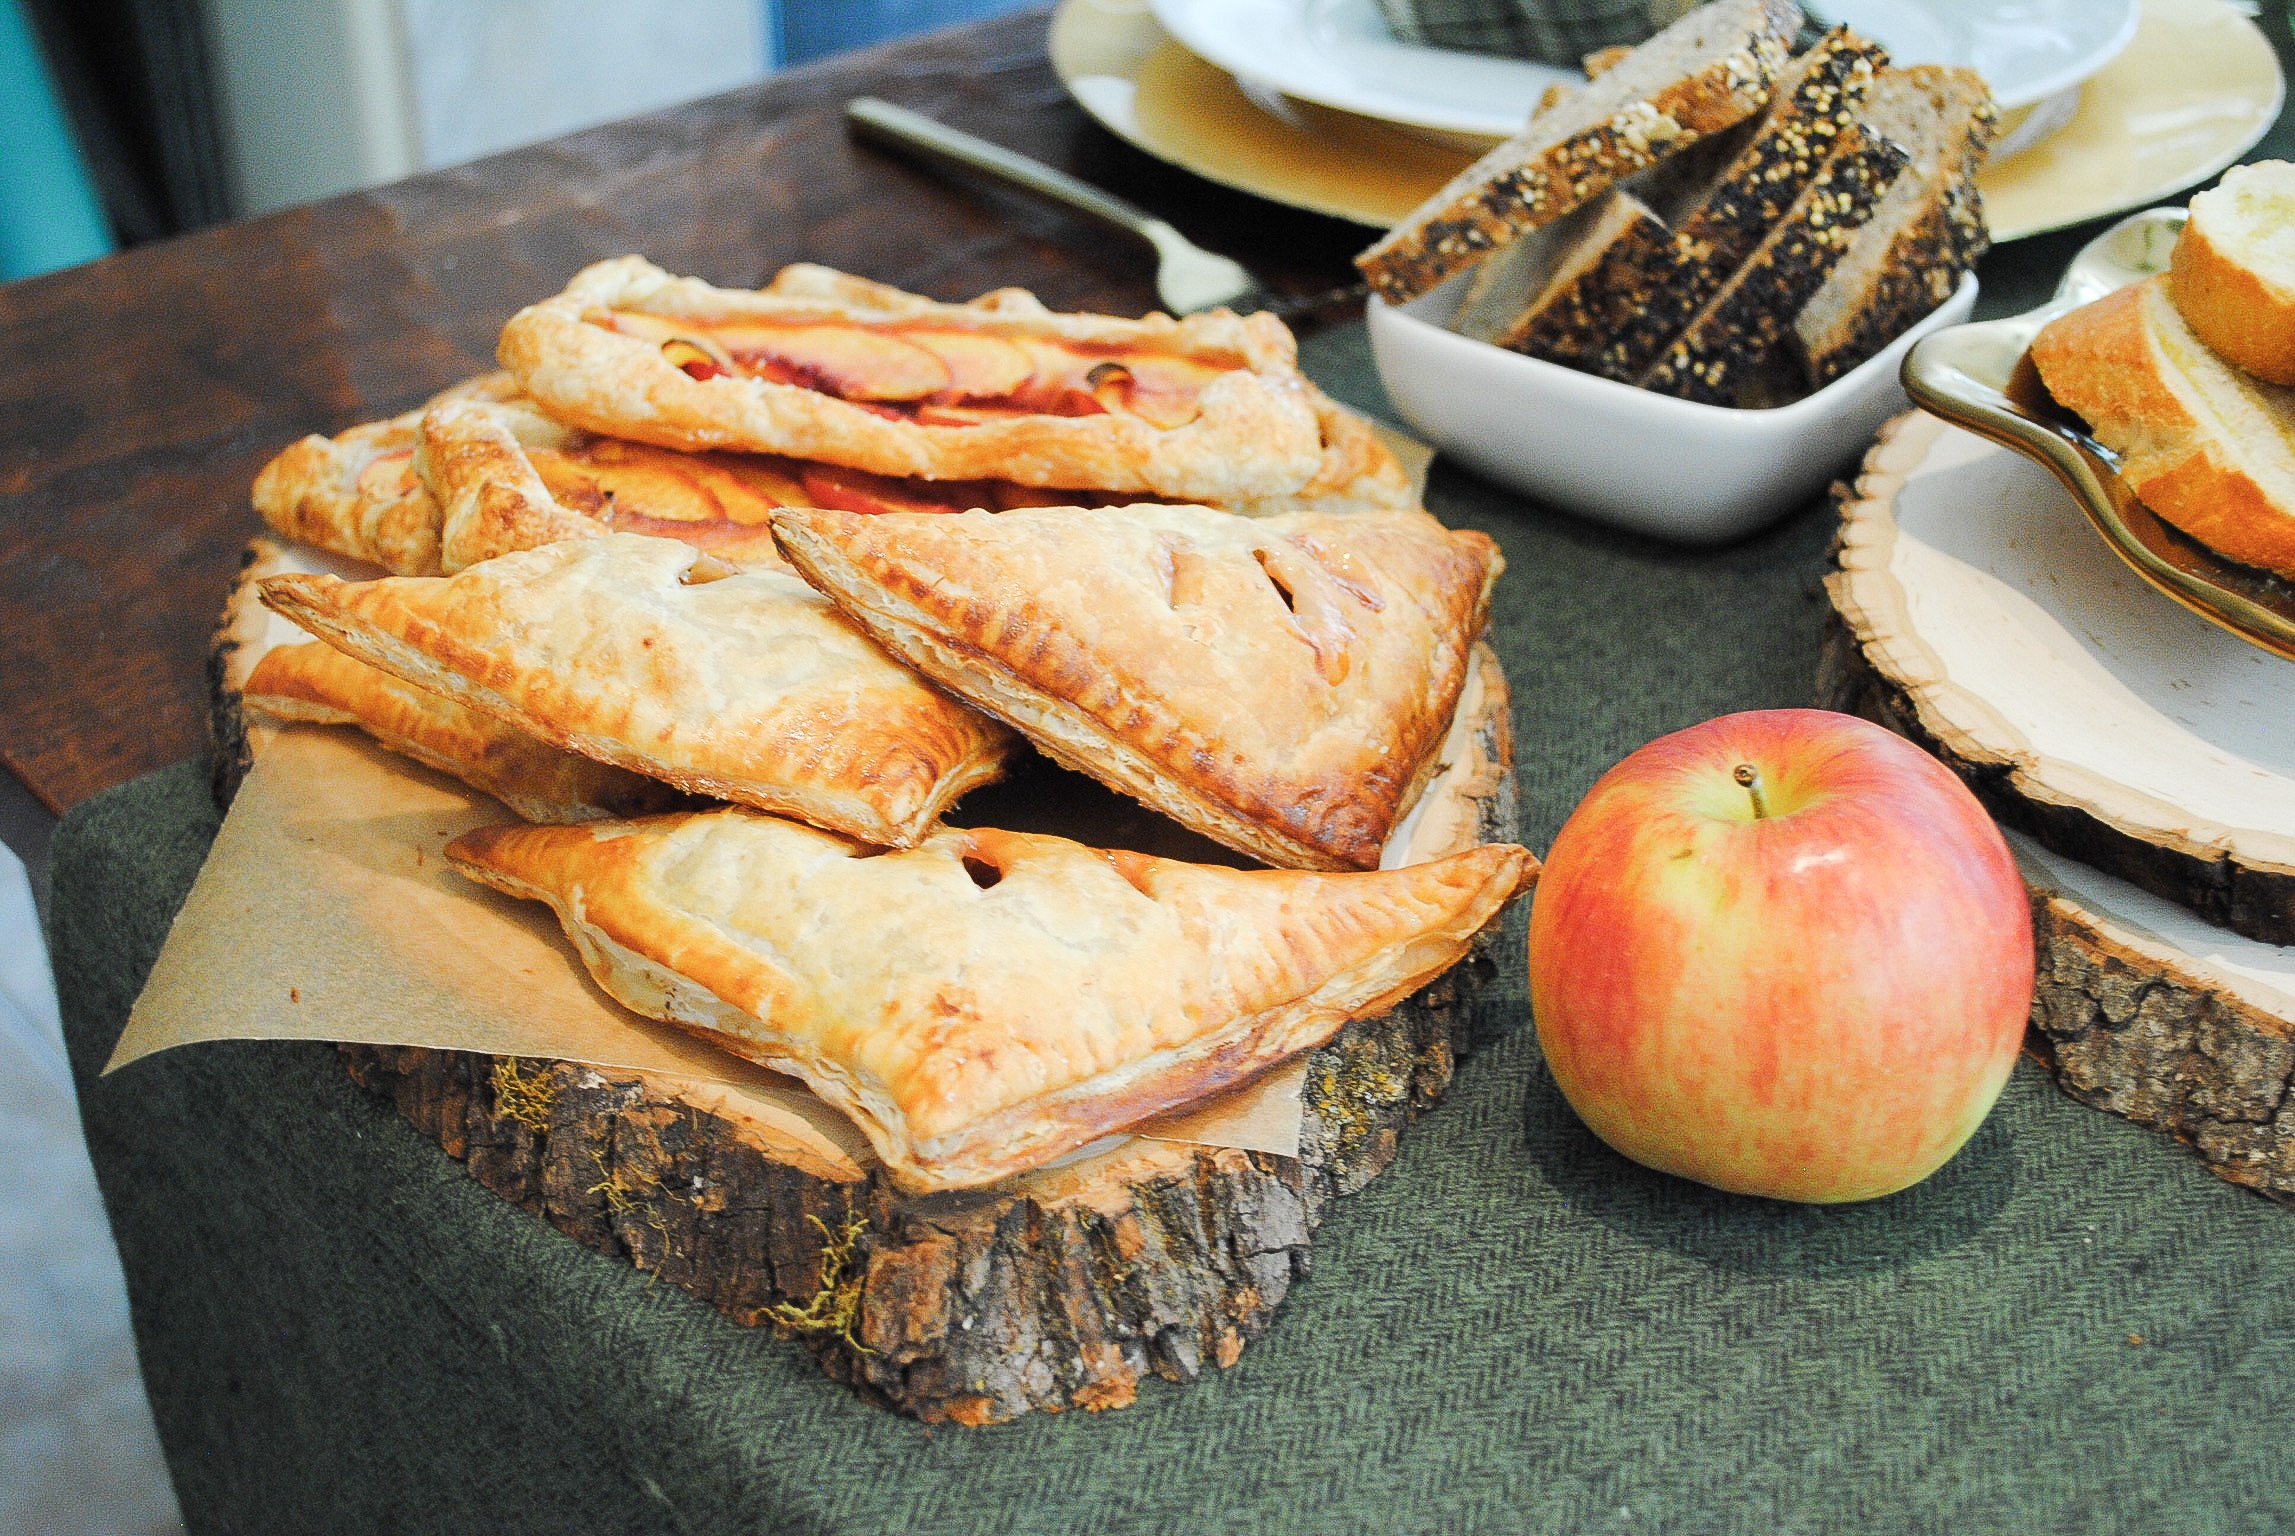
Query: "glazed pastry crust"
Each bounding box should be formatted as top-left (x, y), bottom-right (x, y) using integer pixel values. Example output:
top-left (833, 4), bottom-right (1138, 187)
top-left (252, 374), bottom-right (800, 575)
top-left (251, 374), bottom-right (527, 575)
top-left (446, 808), bottom-right (1535, 1191)
top-left (772, 503), bottom-right (1500, 871)
top-left (1227, 390), bottom-right (1417, 516)
top-left (496, 257), bottom-right (1328, 502)
top-left (418, 394), bottom-right (795, 573)
top-left (244, 640), bottom-right (686, 823)
top-left (258, 532), bottom-right (1016, 847)
top-left (257, 369), bottom-right (1411, 580)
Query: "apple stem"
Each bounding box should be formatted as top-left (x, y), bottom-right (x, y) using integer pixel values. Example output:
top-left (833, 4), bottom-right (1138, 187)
top-left (1733, 763), bottom-right (1771, 820)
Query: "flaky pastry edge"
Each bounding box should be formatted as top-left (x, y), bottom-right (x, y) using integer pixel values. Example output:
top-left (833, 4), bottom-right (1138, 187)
top-left (259, 565), bottom-right (1012, 849)
top-left (496, 256), bottom-right (1328, 502)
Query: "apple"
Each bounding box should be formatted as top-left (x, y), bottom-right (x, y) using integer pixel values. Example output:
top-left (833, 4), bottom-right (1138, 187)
top-left (1527, 708), bottom-right (2033, 1202)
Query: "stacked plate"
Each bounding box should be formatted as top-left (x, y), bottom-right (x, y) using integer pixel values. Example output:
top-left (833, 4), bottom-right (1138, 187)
top-left (1050, 0), bottom-right (2282, 242)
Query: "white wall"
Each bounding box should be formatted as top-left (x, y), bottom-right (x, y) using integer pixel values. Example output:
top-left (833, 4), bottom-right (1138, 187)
top-left (201, 0), bottom-right (770, 216)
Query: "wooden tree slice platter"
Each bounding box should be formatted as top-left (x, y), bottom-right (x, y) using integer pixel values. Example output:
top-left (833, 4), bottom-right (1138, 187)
top-left (1823, 412), bottom-right (2295, 1204)
top-left (2020, 832), bottom-right (2295, 1204)
top-left (210, 536), bottom-right (1522, 1423)
top-left (1822, 412), bottom-right (2295, 947)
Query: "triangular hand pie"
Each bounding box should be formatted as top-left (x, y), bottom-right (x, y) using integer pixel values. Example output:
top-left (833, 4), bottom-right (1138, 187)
top-left (496, 257), bottom-right (1337, 504)
top-left (258, 533), bottom-right (1015, 847)
top-left (243, 640), bottom-right (685, 823)
top-left (771, 503), bottom-right (1501, 871)
top-left (446, 808), bottom-right (1535, 1191)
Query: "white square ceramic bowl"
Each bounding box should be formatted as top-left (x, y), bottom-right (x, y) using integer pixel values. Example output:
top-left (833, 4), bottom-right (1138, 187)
top-left (1365, 271), bottom-right (1978, 543)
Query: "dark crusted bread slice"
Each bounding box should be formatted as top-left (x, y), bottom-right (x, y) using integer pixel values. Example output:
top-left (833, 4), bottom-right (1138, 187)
top-left (1640, 125), bottom-right (1909, 404)
top-left (1453, 191), bottom-right (1664, 344)
top-left (1355, 0), bottom-right (1799, 304)
top-left (1501, 27), bottom-right (1886, 379)
top-left (1452, 118), bottom-right (1748, 343)
top-left (1794, 66), bottom-right (1997, 386)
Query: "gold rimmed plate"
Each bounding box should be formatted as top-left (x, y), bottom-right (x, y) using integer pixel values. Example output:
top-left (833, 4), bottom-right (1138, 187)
top-left (1903, 206), bottom-right (2295, 664)
top-left (1050, 0), bottom-right (2283, 241)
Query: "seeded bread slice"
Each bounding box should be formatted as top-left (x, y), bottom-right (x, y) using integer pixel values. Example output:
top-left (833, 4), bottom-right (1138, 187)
top-left (1451, 123), bottom-right (1742, 343)
top-left (1450, 195), bottom-right (1634, 342)
top-left (1454, 191), bottom-right (1666, 345)
top-left (1355, 0), bottom-right (1799, 304)
top-left (1498, 27), bottom-right (1885, 379)
top-left (1639, 126), bottom-right (1909, 404)
top-left (1793, 66), bottom-right (1997, 386)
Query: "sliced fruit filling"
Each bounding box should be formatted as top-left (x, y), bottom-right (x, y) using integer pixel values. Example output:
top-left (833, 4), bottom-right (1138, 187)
top-left (598, 309), bottom-right (1233, 431)
top-left (527, 434), bottom-right (1101, 525)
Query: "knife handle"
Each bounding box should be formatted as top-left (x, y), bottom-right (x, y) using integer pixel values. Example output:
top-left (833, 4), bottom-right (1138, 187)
top-left (845, 96), bottom-right (1168, 248)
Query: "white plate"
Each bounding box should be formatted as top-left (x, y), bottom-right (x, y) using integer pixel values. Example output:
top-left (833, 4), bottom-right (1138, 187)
top-left (1053, 0), bottom-right (2282, 241)
top-left (1365, 271), bottom-right (1977, 543)
top-left (1149, 0), bottom-right (2141, 139)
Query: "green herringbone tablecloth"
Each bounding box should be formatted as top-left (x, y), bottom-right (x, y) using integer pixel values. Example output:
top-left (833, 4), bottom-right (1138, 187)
top-left (51, 325), bottom-right (2295, 1535)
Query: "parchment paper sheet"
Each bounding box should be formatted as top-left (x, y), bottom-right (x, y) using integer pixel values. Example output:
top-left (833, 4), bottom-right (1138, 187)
top-left (109, 726), bottom-right (1305, 1172)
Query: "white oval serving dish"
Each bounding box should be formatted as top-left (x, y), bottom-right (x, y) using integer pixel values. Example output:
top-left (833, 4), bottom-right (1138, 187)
top-left (1366, 271), bottom-right (1978, 544)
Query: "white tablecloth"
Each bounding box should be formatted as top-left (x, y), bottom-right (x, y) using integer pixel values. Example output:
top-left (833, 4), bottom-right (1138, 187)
top-left (0, 842), bottom-right (181, 1534)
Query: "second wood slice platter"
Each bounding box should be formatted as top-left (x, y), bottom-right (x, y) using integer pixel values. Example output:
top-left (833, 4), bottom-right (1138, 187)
top-left (209, 535), bottom-right (1522, 1424)
top-left (1823, 412), bottom-right (2295, 1204)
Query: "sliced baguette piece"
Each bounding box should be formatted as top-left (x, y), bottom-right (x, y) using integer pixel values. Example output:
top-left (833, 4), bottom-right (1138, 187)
top-left (2031, 274), bottom-right (2295, 579)
top-left (1354, 0), bottom-right (1799, 304)
top-left (2169, 160), bottom-right (2295, 387)
top-left (1638, 125), bottom-right (1908, 404)
top-left (1505, 27), bottom-right (1884, 379)
top-left (1793, 65), bottom-right (1997, 386)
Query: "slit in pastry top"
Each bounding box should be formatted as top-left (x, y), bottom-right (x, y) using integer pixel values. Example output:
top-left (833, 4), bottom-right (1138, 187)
top-left (771, 501), bottom-right (1501, 871)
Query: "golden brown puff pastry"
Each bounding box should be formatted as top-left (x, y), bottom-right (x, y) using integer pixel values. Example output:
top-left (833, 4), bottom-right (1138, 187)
top-left (446, 807), bottom-right (1535, 1191)
top-left (254, 377), bottom-right (1322, 579)
top-left (259, 363), bottom-right (1409, 575)
top-left (771, 503), bottom-right (1501, 872)
top-left (1270, 389), bottom-right (1416, 515)
top-left (738, 266), bottom-right (1416, 512)
top-left (716, 269), bottom-right (1417, 514)
top-left (416, 394), bottom-right (797, 573)
top-left (253, 375), bottom-right (806, 576)
top-left (244, 640), bottom-right (686, 823)
top-left (258, 532), bottom-right (1017, 848)
top-left (495, 256), bottom-right (1330, 503)
top-left (251, 374), bottom-right (528, 575)
top-left (416, 394), bottom-right (1174, 566)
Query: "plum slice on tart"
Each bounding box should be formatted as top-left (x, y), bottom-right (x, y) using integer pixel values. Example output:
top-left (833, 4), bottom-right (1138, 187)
top-left (602, 308), bottom-right (1228, 431)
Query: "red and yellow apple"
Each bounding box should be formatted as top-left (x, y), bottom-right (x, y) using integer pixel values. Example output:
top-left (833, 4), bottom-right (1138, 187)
top-left (1527, 709), bottom-right (2033, 1202)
